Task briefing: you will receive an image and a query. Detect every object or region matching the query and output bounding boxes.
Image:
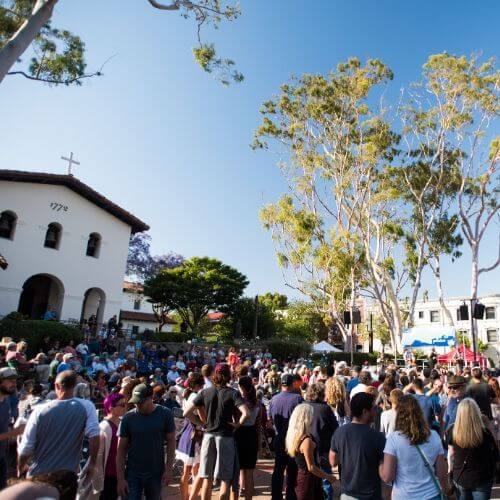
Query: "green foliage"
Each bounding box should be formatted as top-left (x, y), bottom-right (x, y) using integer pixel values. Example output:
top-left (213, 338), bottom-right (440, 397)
top-left (1, 1), bottom-right (88, 84)
top-left (278, 300), bottom-right (329, 343)
top-left (144, 256), bottom-right (248, 333)
top-left (254, 52), bottom-right (499, 348)
top-left (457, 331), bottom-right (488, 353)
top-left (214, 296), bottom-right (282, 341)
top-left (258, 292), bottom-right (288, 312)
top-left (261, 338), bottom-right (311, 360)
top-left (0, 317), bottom-right (81, 355)
top-left (148, 331), bottom-right (190, 343)
top-left (0, 0), bottom-right (242, 85)
top-left (193, 43), bottom-right (243, 85)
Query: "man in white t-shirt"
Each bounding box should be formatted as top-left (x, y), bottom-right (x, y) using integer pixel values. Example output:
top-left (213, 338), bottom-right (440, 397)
top-left (350, 370), bottom-right (373, 400)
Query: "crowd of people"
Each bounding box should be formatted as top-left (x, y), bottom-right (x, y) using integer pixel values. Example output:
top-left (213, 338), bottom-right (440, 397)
top-left (0, 336), bottom-right (498, 500)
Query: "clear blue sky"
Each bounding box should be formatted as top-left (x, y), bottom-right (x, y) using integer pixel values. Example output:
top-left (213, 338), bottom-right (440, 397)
top-left (1, 0), bottom-right (499, 299)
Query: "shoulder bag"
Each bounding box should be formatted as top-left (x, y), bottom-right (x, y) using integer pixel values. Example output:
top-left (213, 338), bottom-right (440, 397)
top-left (415, 444), bottom-right (446, 500)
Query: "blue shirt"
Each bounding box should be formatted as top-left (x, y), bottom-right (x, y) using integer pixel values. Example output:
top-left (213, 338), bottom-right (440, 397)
top-left (269, 391), bottom-right (303, 448)
top-left (56, 362), bottom-right (71, 373)
top-left (347, 377), bottom-right (359, 393)
top-left (412, 394), bottom-right (435, 425)
top-left (444, 396), bottom-right (463, 430)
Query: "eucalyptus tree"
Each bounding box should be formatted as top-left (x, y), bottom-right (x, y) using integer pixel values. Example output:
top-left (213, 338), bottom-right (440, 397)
top-left (407, 54), bottom-right (499, 305)
top-left (0, 0), bottom-right (242, 85)
top-left (254, 58), bottom-right (405, 351)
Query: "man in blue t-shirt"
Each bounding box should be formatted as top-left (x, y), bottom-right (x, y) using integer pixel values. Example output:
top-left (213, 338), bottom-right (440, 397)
top-left (117, 384), bottom-right (176, 499)
top-left (346, 366), bottom-right (361, 395)
top-left (269, 373), bottom-right (303, 500)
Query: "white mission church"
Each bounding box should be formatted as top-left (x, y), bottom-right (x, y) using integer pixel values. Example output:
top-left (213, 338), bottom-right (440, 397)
top-left (0, 169), bottom-right (149, 327)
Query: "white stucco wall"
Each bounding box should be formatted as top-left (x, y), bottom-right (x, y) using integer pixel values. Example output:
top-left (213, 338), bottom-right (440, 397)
top-left (0, 180), bottom-right (132, 322)
top-left (120, 291), bottom-right (173, 333)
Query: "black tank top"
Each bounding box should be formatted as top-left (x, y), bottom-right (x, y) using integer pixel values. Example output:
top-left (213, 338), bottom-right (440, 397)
top-left (295, 435), bottom-right (318, 471)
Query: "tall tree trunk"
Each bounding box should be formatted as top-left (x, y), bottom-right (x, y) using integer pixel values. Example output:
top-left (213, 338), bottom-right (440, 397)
top-left (431, 256), bottom-right (454, 326)
top-left (345, 270), bottom-right (356, 353)
top-left (406, 245), bottom-right (425, 327)
top-left (0, 0), bottom-right (58, 84)
top-left (471, 245), bottom-right (479, 302)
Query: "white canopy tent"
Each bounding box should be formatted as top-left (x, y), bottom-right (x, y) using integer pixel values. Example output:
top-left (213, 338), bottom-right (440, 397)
top-left (312, 340), bottom-right (342, 353)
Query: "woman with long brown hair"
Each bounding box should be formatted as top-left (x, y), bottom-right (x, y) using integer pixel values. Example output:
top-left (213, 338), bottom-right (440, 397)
top-left (447, 398), bottom-right (498, 500)
top-left (380, 395), bottom-right (447, 499)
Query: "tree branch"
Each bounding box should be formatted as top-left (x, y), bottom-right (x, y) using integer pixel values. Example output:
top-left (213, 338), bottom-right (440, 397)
top-left (147, 0), bottom-right (180, 10)
top-left (6, 54), bottom-right (116, 85)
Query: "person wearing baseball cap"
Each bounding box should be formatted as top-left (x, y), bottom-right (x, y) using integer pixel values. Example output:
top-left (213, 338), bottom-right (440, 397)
top-left (269, 369), bottom-right (303, 500)
top-left (116, 382), bottom-right (176, 498)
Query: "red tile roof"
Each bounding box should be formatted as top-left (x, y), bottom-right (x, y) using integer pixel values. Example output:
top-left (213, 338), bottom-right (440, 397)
top-left (120, 310), bottom-right (177, 324)
top-left (0, 170), bottom-right (149, 233)
top-left (123, 281), bottom-right (144, 293)
top-left (207, 312), bottom-right (225, 322)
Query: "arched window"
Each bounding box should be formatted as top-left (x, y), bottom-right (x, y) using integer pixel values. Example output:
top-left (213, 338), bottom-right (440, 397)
top-left (44, 223), bottom-right (62, 249)
top-left (0, 211), bottom-right (17, 240)
top-left (86, 233), bottom-right (101, 258)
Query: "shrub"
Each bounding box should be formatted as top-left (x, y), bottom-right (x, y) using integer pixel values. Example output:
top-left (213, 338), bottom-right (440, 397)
top-left (149, 331), bottom-right (191, 343)
top-left (262, 338), bottom-right (311, 360)
top-left (0, 318), bottom-right (82, 355)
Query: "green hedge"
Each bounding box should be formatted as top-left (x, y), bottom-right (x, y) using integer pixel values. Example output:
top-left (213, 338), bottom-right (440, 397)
top-left (148, 331), bottom-right (191, 343)
top-left (261, 339), bottom-right (312, 360)
top-left (311, 351), bottom-right (379, 366)
top-left (0, 319), bottom-right (82, 355)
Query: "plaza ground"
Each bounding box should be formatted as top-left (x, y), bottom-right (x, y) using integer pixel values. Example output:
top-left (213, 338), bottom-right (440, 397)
top-left (163, 459), bottom-right (500, 499)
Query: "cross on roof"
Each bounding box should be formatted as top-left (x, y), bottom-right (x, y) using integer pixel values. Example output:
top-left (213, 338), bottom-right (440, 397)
top-left (61, 152), bottom-right (80, 176)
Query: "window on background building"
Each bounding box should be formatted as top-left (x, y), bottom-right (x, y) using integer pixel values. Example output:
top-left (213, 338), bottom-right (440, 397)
top-left (133, 299), bottom-right (141, 310)
top-left (487, 329), bottom-right (498, 343)
top-left (131, 325), bottom-right (139, 336)
top-left (430, 310), bottom-right (439, 323)
top-left (0, 211), bottom-right (17, 240)
top-left (44, 223), bottom-right (62, 249)
top-left (86, 233), bottom-right (101, 258)
top-left (485, 307), bottom-right (496, 320)
top-left (418, 311), bottom-right (424, 319)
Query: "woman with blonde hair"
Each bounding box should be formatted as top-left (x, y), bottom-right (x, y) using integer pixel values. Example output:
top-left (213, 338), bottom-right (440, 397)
top-left (285, 404), bottom-right (335, 500)
top-left (325, 376), bottom-right (349, 426)
top-left (447, 398), bottom-right (498, 500)
top-left (380, 395), bottom-right (447, 499)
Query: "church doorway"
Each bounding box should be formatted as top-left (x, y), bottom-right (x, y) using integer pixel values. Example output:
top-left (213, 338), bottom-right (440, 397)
top-left (18, 274), bottom-right (64, 320)
top-left (81, 288), bottom-right (106, 328)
